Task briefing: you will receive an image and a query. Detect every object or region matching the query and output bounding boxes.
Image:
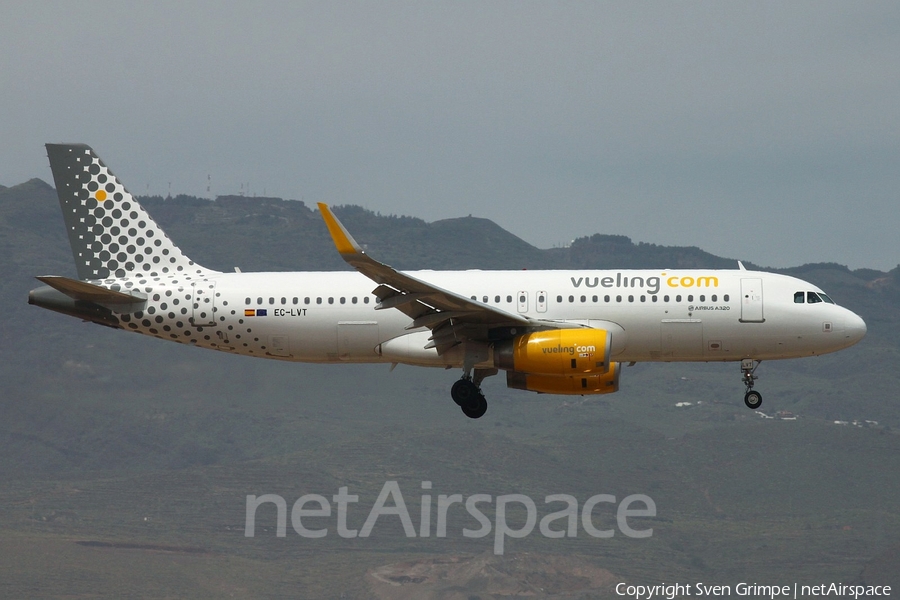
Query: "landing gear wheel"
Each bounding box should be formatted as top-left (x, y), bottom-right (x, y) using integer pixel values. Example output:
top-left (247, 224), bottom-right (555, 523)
top-left (744, 390), bottom-right (762, 410)
top-left (740, 359), bottom-right (762, 410)
top-left (461, 393), bottom-right (488, 419)
top-left (451, 377), bottom-right (488, 418)
top-left (451, 379), bottom-right (479, 407)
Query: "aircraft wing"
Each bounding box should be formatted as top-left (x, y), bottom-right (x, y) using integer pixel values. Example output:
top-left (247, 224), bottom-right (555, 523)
top-left (318, 203), bottom-right (531, 352)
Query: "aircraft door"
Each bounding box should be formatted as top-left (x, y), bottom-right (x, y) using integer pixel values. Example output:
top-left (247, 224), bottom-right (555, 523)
top-left (740, 278), bottom-right (765, 323)
top-left (517, 291), bottom-right (528, 314)
top-left (191, 280), bottom-right (217, 327)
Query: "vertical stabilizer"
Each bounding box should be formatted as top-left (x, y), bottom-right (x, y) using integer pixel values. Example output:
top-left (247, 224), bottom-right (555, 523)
top-left (45, 143), bottom-right (214, 280)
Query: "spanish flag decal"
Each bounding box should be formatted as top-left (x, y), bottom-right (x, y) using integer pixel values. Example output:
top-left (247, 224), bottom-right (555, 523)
top-left (244, 309), bottom-right (255, 317)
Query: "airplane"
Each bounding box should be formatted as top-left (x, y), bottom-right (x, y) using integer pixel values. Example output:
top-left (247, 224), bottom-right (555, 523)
top-left (29, 143), bottom-right (867, 419)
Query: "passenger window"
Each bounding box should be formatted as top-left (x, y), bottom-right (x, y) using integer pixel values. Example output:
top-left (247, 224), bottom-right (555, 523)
top-left (580, 295), bottom-right (586, 303)
top-left (507, 295), bottom-right (513, 303)
top-left (711, 295), bottom-right (717, 302)
top-left (724, 294), bottom-right (730, 302)
top-left (292, 297), bottom-right (298, 305)
top-left (794, 292), bottom-right (805, 304)
top-left (569, 295), bottom-right (574, 303)
top-left (316, 297), bottom-right (322, 304)
top-left (628, 295), bottom-right (634, 302)
top-left (699, 295), bottom-right (705, 302)
top-left (664, 295), bottom-right (670, 302)
top-left (245, 297), bottom-right (251, 305)
top-left (352, 297), bottom-right (358, 304)
top-left (616, 295), bottom-right (622, 302)
top-left (807, 292), bottom-right (822, 304)
top-left (557, 295), bottom-right (563, 303)
top-left (592, 295), bottom-right (598, 302)
top-left (328, 297), bottom-right (334, 304)
top-left (269, 297), bottom-right (275, 305)
top-left (676, 295), bottom-right (682, 302)
top-left (304, 297), bottom-right (310, 305)
top-left (364, 297), bottom-right (370, 304)
top-left (687, 295), bottom-right (693, 302)
top-left (281, 297), bottom-right (287, 305)
top-left (495, 295), bottom-right (501, 303)
top-left (604, 295), bottom-right (610, 302)
top-left (340, 297), bottom-right (346, 304)
top-left (257, 297), bottom-right (263, 305)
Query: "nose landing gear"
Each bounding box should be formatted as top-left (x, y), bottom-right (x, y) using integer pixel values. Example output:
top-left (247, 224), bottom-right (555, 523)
top-left (741, 359), bottom-right (762, 409)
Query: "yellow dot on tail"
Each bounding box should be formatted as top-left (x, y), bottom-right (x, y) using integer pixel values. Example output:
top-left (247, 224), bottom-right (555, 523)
top-left (95, 189), bottom-right (107, 201)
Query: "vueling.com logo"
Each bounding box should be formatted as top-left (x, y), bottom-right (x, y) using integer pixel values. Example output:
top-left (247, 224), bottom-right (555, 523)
top-left (570, 273), bottom-right (720, 295)
top-left (541, 344), bottom-right (596, 356)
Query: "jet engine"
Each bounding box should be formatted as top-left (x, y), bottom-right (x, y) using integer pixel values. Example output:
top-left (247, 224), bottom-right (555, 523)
top-left (494, 328), bottom-right (619, 395)
top-left (494, 329), bottom-right (612, 375)
top-left (506, 363), bottom-right (620, 395)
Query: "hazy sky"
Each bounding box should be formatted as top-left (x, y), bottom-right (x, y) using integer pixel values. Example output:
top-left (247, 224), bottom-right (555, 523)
top-left (2, 2), bottom-right (898, 270)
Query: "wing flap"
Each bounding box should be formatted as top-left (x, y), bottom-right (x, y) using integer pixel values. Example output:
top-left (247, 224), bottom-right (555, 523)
top-left (407, 311), bottom-right (474, 330)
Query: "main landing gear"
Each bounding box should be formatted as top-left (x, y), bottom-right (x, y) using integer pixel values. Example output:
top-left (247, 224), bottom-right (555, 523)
top-left (741, 358), bottom-right (762, 410)
top-left (451, 368), bottom-right (496, 419)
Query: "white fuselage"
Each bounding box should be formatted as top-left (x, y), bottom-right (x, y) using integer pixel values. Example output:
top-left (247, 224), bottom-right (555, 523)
top-left (37, 143), bottom-right (868, 414)
top-left (115, 268), bottom-right (866, 367)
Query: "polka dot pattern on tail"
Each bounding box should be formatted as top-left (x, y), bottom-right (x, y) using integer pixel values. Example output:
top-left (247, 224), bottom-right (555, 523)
top-left (45, 144), bottom-right (213, 281)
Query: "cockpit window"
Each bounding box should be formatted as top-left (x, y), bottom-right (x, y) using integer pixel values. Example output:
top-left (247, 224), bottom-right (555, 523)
top-left (795, 290), bottom-right (836, 305)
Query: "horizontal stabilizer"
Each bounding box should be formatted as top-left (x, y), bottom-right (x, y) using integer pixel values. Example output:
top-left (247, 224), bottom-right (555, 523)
top-left (35, 276), bottom-right (147, 308)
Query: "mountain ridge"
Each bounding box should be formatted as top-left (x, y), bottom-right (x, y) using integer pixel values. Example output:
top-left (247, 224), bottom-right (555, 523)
top-left (4, 177), bottom-right (895, 276)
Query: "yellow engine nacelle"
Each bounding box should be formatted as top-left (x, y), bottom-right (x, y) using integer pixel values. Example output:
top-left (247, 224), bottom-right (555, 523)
top-left (506, 363), bottom-right (621, 395)
top-left (494, 329), bottom-right (612, 376)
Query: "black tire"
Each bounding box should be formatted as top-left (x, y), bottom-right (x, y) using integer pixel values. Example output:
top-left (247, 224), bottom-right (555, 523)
top-left (451, 379), bottom-right (477, 406)
top-left (744, 390), bottom-right (762, 410)
top-left (461, 393), bottom-right (488, 419)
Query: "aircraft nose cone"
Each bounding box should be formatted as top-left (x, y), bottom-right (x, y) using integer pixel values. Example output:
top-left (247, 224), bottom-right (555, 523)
top-left (845, 311), bottom-right (867, 345)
